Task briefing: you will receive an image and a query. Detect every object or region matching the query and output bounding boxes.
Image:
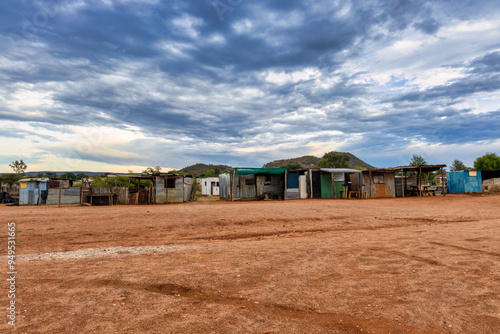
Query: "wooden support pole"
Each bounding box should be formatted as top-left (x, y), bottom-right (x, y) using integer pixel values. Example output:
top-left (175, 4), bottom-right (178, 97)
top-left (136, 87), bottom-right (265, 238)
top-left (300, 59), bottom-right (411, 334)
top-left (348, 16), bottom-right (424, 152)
top-left (37, 182), bottom-right (41, 206)
top-left (136, 179), bottom-right (140, 205)
top-left (358, 172), bottom-right (362, 199)
top-left (401, 168), bottom-right (404, 198)
top-left (368, 170), bottom-right (372, 199)
top-left (58, 187), bottom-right (62, 207)
top-left (418, 166), bottom-right (422, 197)
top-left (441, 167), bottom-right (445, 196)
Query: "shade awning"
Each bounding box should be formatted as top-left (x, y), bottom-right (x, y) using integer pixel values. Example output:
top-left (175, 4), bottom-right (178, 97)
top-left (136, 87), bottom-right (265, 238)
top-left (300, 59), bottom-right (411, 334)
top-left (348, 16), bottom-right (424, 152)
top-left (319, 168), bottom-right (362, 174)
top-left (234, 168), bottom-right (287, 175)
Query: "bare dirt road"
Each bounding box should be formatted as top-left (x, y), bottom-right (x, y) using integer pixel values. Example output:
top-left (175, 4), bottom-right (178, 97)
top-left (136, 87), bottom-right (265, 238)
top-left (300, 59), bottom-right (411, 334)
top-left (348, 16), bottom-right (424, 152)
top-left (1, 194), bottom-right (499, 333)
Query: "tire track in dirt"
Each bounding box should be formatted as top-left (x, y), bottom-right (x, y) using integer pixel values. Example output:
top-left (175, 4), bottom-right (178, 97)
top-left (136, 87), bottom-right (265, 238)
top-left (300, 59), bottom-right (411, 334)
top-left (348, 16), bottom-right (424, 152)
top-left (429, 242), bottom-right (500, 257)
top-left (94, 279), bottom-right (435, 334)
top-left (369, 247), bottom-right (453, 268)
top-left (188, 218), bottom-right (481, 242)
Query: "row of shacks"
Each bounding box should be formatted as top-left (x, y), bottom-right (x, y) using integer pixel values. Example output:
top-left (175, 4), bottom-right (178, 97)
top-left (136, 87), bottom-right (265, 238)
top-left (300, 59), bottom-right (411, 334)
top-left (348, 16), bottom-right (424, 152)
top-left (18, 165), bottom-right (490, 205)
top-left (219, 165), bottom-right (460, 201)
top-left (18, 174), bottom-right (193, 206)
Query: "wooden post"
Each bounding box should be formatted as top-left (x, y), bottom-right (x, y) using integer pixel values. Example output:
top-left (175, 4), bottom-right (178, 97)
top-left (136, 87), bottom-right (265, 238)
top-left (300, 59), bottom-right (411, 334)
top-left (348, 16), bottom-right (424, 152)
top-left (58, 187), bottom-right (62, 207)
top-left (368, 170), bottom-right (372, 199)
top-left (418, 166), bottom-right (422, 197)
top-left (358, 172), bottom-right (362, 199)
top-left (136, 178), bottom-right (140, 205)
top-left (37, 182), bottom-right (41, 206)
top-left (80, 181), bottom-right (83, 206)
top-left (401, 168), bottom-right (408, 197)
top-left (441, 167), bottom-right (445, 196)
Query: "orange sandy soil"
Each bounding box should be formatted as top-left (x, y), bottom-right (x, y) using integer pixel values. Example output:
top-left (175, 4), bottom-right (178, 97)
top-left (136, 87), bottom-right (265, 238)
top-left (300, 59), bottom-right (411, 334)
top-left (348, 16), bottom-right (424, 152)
top-left (0, 194), bottom-right (499, 333)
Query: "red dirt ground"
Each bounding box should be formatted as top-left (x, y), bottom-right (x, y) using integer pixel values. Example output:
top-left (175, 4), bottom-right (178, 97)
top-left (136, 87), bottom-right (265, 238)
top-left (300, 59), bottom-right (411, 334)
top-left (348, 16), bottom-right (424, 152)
top-left (1, 194), bottom-right (499, 333)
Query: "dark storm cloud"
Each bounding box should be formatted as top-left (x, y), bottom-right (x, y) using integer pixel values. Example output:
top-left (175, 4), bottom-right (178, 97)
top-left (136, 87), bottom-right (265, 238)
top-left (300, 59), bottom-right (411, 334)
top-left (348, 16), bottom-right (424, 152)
top-left (1, 0), bottom-right (500, 169)
top-left (391, 52), bottom-right (500, 104)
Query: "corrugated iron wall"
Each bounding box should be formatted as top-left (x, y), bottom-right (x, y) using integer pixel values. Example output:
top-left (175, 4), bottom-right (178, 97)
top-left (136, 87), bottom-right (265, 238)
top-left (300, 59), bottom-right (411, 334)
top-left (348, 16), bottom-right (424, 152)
top-left (219, 174), bottom-right (231, 200)
top-left (363, 173), bottom-right (396, 198)
top-left (448, 171), bottom-right (482, 193)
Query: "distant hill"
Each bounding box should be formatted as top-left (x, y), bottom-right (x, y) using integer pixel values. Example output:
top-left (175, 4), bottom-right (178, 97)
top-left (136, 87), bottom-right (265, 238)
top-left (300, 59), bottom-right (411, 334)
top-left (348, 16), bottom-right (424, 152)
top-left (263, 155), bottom-right (320, 169)
top-left (263, 153), bottom-right (375, 170)
top-left (179, 163), bottom-right (233, 177)
top-left (24, 171), bottom-right (115, 177)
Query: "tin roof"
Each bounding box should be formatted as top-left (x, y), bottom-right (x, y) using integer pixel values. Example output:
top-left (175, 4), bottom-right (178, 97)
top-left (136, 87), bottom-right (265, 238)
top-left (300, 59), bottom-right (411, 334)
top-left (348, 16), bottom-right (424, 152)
top-left (19, 178), bottom-right (50, 182)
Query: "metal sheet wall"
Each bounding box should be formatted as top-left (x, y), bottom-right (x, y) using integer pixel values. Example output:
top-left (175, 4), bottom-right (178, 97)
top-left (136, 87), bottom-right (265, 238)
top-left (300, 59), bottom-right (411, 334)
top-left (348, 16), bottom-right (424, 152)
top-left (448, 171), bottom-right (482, 193)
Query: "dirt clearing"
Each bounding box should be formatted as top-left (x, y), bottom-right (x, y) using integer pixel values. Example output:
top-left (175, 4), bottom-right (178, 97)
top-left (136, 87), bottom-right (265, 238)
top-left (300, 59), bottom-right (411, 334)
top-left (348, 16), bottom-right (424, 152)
top-left (1, 195), bottom-right (499, 333)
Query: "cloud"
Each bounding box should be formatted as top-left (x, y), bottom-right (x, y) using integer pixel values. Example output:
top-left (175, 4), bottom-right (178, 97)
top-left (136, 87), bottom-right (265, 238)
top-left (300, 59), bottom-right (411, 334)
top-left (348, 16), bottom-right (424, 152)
top-left (1, 0), bottom-right (500, 172)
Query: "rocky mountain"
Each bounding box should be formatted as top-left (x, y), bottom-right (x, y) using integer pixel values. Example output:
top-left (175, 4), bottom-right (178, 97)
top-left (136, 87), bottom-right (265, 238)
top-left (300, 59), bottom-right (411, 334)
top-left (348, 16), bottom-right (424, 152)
top-left (179, 163), bottom-right (233, 177)
top-left (263, 153), bottom-right (375, 169)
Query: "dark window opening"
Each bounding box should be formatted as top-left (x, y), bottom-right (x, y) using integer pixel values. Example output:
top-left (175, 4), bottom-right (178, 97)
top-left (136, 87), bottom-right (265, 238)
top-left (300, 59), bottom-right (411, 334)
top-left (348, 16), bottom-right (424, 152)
top-left (167, 178), bottom-right (176, 188)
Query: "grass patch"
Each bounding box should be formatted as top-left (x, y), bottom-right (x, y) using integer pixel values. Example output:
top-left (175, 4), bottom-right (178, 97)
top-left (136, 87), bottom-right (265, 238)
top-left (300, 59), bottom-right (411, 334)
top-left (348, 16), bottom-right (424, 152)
top-left (46, 228), bottom-right (55, 230)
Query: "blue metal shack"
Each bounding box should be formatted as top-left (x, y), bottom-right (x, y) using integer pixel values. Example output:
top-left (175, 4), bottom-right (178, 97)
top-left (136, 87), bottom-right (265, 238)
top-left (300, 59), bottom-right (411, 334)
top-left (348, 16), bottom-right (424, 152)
top-left (19, 178), bottom-right (49, 205)
top-left (447, 171), bottom-right (482, 193)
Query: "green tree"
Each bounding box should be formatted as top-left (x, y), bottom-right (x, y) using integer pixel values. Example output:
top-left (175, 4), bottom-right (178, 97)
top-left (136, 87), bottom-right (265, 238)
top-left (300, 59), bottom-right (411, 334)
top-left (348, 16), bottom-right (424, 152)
top-left (450, 160), bottom-right (469, 171)
top-left (410, 154), bottom-right (427, 166)
top-left (354, 166), bottom-right (366, 171)
top-left (474, 153), bottom-right (500, 171)
top-left (281, 164), bottom-right (302, 170)
top-left (60, 172), bottom-right (78, 180)
top-left (0, 173), bottom-right (22, 191)
top-left (142, 166), bottom-right (162, 175)
top-left (204, 169), bottom-right (216, 177)
top-left (9, 160), bottom-right (27, 175)
top-left (317, 152), bottom-right (350, 168)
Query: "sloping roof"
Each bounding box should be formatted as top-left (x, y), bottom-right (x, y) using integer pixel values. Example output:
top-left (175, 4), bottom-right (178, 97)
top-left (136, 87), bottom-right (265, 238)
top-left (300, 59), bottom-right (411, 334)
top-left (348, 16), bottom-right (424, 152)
top-left (391, 164), bottom-right (446, 172)
top-left (320, 168), bottom-right (362, 174)
top-left (19, 178), bottom-right (49, 182)
top-left (234, 168), bottom-right (287, 175)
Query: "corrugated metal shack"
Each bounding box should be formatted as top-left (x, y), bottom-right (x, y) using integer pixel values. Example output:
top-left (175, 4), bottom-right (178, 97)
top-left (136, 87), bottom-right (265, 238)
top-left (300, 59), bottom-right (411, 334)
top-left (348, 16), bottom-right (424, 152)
top-left (82, 175), bottom-right (154, 205)
top-left (220, 168), bottom-right (286, 201)
top-left (361, 169), bottom-right (396, 198)
top-left (19, 178), bottom-right (49, 205)
top-left (155, 173), bottom-right (193, 204)
top-left (448, 170), bottom-right (482, 193)
top-left (309, 168), bottom-right (364, 199)
top-left (286, 170), bottom-right (308, 199)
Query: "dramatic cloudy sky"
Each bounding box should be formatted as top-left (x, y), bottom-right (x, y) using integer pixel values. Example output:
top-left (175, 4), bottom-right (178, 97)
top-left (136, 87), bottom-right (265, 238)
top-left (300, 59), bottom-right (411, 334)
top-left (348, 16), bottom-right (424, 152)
top-left (1, 0), bottom-right (500, 172)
